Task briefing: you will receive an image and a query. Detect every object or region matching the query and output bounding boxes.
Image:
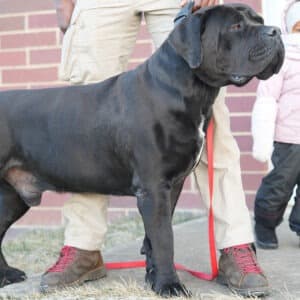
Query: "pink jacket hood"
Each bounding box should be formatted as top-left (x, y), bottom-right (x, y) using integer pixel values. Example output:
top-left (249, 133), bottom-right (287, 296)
top-left (282, 0), bottom-right (300, 34)
top-left (282, 0), bottom-right (300, 59)
top-left (282, 34), bottom-right (300, 59)
top-left (254, 1), bottom-right (300, 145)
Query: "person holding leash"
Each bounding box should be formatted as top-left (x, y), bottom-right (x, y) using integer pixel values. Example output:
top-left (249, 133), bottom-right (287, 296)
top-left (253, 0), bottom-right (300, 249)
top-left (42, 0), bottom-right (269, 296)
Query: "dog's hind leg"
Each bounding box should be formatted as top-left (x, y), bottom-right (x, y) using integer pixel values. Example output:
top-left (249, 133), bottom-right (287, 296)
top-left (0, 180), bottom-right (29, 287)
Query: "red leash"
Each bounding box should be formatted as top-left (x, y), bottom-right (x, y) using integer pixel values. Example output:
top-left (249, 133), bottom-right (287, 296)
top-left (105, 119), bottom-right (218, 280)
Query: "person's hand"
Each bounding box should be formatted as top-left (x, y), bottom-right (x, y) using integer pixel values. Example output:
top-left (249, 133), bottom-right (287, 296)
top-left (180, 0), bottom-right (219, 11)
top-left (54, 0), bottom-right (75, 34)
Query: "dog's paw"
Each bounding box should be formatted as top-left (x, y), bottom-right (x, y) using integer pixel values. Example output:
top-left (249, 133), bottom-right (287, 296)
top-left (146, 270), bottom-right (191, 298)
top-left (145, 267), bottom-right (156, 288)
top-left (0, 266), bottom-right (27, 288)
top-left (157, 282), bottom-right (192, 298)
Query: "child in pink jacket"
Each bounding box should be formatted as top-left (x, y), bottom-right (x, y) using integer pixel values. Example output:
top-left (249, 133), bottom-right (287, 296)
top-left (252, 0), bottom-right (300, 249)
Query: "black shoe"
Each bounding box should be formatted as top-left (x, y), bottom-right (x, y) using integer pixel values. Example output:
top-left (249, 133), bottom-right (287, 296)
top-left (255, 223), bottom-right (278, 249)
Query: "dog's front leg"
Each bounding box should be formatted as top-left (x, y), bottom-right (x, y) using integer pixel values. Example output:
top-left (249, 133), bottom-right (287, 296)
top-left (137, 185), bottom-right (190, 297)
top-left (140, 181), bottom-right (184, 283)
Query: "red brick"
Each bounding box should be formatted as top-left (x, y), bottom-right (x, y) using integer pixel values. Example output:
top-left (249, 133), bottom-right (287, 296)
top-left (127, 62), bottom-right (142, 70)
top-left (242, 173), bottom-right (263, 191)
top-left (0, 0), bottom-right (54, 14)
top-left (182, 176), bottom-right (192, 191)
top-left (234, 135), bottom-right (252, 152)
top-left (240, 154), bottom-right (268, 172)
top-left (110, 196), bottom-right (136, 208)
top-left (30, 48), bottom-right (61, 64)
top-left (58, 31), bottom-right (65, 44)
top-left (16, 209), bottom-right (62, 226)
top-left (2, 67), bottom-right (58, 83)
top-left (228, 78), bottom-right (259, 94)
top-left (131, 43), bottom-right (152, 59)
top-left (40, 191), bottom-right (70, 207)
top-left (1, 32), bottom-right (56, 49)
top-left (0, 85), bottom-right (27, 91)
top-left (226, 96), bottom-right (255, 113)
top-left (0, 51), bottom-right (26, 66)
top-left (110, 190), bottom-right (204, 209)
top-left (230, 115), bottom-right (251, 132)
top-left (177, 192), bottom-right (204, 209)
top-left (137, 24), bottom-right (151, 40)
top-left (246, 193), bottom-right (255, 210)
top-left (0, 16), bottom-right (25, 31)
top-left (223, 0), bottom-right (261, 12)
top-left (29, 13), bottom-right (58, 29)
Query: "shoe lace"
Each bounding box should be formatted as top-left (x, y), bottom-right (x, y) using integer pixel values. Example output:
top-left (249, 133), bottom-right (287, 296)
top-left (224, 244), bottom-right (262, 274)
top-left (46, 246), bottom-right (77, 273)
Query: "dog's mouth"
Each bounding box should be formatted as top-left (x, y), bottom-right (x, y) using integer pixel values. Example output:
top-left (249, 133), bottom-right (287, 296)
top-left (230, 74), bottom-right (250, 86)
top-left (257, 45), bottom-right (285, 80)
top-left (249, 44), bottom-right (272, 62)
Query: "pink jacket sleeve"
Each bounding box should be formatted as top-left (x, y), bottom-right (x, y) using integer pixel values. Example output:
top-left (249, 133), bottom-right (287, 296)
top-left (256, 71), bottom-right (284, 101)
top-left (251, 72), bottom-right (283, 162)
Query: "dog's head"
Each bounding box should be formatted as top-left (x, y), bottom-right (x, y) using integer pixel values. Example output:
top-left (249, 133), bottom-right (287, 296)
top-left (168, 4), bottom-right (285, 87)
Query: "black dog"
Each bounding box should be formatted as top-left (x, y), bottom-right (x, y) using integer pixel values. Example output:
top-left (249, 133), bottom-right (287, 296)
top-left (0, 4), bottom-right (284, 297)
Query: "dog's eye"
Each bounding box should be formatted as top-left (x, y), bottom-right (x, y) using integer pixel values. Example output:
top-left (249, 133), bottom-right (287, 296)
top-left (230, 23), bottom-right (242, 31)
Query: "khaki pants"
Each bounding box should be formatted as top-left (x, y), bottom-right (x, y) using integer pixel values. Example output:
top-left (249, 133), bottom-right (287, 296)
top-left (61, 0), bottom-right (254, 251)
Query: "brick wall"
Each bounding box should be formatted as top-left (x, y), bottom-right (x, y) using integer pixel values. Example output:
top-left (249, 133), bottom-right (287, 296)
top-left (0, 0), bottom-right (267, 227)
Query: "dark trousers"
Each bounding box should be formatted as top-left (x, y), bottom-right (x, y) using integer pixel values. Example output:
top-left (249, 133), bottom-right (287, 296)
top-left (255, 142), bottom-right (300, 233)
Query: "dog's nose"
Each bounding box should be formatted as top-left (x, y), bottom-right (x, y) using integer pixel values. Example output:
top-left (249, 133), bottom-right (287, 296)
top-left (263, 26), bottom-right (281, 37)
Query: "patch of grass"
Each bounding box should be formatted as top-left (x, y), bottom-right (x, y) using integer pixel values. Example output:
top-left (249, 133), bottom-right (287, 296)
top-left (3, 211), bottom-right (201, 275)
top-left (104, 211), bottom-right (201, 249)
top-left (3, 228), bottom-right (64, 274)
top-left (1, 279), bottom-right (260, 300)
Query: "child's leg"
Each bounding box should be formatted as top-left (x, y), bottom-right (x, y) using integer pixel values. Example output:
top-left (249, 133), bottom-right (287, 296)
top-left (254, 143), bottom-right (300, 248)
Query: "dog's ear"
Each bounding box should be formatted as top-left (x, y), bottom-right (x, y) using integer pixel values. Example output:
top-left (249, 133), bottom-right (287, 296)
top-left (168, 13), bottom-right (205, 69)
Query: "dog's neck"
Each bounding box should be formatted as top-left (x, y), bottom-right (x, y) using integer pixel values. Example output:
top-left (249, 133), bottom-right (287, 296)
top-left (144, 40), bottom-right (219, 127)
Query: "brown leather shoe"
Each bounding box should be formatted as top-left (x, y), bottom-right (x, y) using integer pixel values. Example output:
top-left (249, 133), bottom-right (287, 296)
top-left (217, 243), bottom-right (270, 297)
top-left (40, 246), bottom-right (107, 292)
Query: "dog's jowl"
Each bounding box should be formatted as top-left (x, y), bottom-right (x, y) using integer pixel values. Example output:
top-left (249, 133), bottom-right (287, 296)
top-left (0, 4), bottom-right (284, 297)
